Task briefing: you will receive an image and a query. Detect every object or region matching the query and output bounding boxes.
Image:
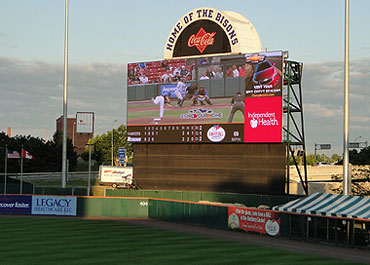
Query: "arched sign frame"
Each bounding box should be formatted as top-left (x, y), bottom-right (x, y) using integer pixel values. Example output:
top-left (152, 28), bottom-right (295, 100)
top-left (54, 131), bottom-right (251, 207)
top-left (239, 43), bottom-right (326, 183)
top-left (164, 7), bottom-right (242, 59)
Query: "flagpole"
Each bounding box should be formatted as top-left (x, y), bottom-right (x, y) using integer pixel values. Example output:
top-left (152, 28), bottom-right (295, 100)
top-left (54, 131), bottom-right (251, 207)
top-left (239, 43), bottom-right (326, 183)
top-left (4, 144), bottom-right (7, 194)
top-left (20, 146), bottom-right (23, 194)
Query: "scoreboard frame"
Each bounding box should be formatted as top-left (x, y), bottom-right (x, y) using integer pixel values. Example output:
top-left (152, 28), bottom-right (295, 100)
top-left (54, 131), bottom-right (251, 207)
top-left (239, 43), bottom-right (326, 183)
top-left (127, 51), bottom-right (283, 144)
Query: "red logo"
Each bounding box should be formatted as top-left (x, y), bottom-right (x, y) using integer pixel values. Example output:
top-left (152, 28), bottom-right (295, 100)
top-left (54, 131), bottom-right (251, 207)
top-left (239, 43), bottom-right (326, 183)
top-left (188, 27), bottom-right (216, 53)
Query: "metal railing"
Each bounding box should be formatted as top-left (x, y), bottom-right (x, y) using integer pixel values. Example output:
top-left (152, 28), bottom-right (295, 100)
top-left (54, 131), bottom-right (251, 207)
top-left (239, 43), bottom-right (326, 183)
top-left (0, 171), bottom-right (99, 180)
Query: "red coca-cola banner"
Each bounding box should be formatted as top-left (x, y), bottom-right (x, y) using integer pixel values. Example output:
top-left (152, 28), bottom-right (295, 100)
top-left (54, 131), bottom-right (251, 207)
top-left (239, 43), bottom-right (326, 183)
top-left (228, 206), bottom-right (280, 236)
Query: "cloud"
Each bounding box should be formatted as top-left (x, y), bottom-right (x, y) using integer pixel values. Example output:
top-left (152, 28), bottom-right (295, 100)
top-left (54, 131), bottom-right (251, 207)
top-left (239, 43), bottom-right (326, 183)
top-left (301, 58), bottom-right (370, 154)
top-left (0, 56), bottom-right (127, 139)
top-left (1, 56), bottom-right (369, 156)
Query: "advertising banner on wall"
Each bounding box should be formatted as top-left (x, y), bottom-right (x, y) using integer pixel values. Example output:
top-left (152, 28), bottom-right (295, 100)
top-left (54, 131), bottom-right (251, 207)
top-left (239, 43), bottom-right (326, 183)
top-left (127, 51), bottom-right (283, 144)
top-left (228, 206), bottom-right (280, 236)
top-left (31, 196), bottom-right (77, 216)
top-left (76, 112), bottom-right (94, 133)
top-left (0, 195), bottom-right (32, 215)
top-left (245, 51), bottom-right (283, 98)
top-left (244, 96), bottom-right (282, 143)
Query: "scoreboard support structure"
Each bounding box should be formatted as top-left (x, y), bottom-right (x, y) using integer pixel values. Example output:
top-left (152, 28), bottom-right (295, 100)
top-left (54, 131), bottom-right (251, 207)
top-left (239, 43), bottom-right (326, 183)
top-left (283, 60), bottom-right (308, 195)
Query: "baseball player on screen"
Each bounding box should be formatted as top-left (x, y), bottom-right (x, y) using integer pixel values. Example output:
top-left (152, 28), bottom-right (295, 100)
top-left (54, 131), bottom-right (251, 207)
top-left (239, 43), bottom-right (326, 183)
top-left (174, 78), bottom-right (186, 107)
top-left (227, 91), bottom-right (244, 122)
top-left (152, 92), bottom-right (172, 121)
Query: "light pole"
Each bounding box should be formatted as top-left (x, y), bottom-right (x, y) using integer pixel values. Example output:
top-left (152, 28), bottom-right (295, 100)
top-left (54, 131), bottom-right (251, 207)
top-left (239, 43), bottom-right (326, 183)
top-left (61, 0), bottom-right (69, 189)
top-left (72, 122), bottom-right (76, 146)
top-left (343, 0), bottom-right (350, 195)
top-left (87, 143), bottom-right (93, 196)
top-left (111, 120), bottom-right (118, 166)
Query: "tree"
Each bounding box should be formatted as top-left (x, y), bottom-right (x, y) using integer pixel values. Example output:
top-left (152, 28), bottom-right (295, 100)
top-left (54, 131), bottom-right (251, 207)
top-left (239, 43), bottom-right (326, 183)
top-left (51, 130), bottom-right (78, 171)
top-left (80, 125), bottom-right (132, 166)
top-left (0, 131), bottom-right (77, 173)
top-left (331, 154), bottom-right (342, 162)
top-left (336, 147), bottom-right (370, 165)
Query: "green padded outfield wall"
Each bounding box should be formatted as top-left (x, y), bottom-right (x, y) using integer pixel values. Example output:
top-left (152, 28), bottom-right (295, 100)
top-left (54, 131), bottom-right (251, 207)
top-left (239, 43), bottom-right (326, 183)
top-left (75, 196), bottom-right (228, 229)
top-left (132, 143), bottom-right (286, 195)
top-left (105, 188), bottom-right (301, 207)
top-left (77, 197), bottom-right (149, 218)
top-left (149, 199), bottom-right (228, 229)
top-left (106, 190), bottom-right (300, 207)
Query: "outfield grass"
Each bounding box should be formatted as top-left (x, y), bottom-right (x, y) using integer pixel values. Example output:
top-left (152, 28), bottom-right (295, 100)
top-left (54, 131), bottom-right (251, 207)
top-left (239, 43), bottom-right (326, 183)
top-left (0, 217), bottom-right (363, 265)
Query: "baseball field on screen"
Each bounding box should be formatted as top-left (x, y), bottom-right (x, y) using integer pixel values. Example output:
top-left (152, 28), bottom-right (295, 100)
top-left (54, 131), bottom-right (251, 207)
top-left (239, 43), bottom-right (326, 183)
top-left (0, 217), bottom-right (363, 265)
top-left (127, 98), bottom-right (244, 125)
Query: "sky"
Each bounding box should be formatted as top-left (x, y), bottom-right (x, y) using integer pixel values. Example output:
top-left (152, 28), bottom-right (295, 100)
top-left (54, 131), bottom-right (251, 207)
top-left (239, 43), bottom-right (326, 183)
top-left (1, 0), bottom-right (369, 155)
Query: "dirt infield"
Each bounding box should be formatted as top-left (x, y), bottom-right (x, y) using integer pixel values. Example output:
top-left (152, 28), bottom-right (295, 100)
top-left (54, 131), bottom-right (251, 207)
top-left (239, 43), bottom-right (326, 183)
top-left (121, 219), bottom-right (370, 264)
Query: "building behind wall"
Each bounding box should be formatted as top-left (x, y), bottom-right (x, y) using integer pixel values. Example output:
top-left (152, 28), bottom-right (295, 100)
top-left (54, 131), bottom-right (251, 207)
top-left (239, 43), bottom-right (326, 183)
top-left (56, 116), bottom-right (93, 155)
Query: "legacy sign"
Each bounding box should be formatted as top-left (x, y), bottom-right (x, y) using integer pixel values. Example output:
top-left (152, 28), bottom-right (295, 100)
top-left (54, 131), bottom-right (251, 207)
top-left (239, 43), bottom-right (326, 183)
top-left (0, 195), bottom-right (77, 216)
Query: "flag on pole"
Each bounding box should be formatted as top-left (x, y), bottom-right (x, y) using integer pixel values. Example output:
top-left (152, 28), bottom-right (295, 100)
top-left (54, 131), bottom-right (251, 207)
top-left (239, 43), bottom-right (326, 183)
top-left (22, 149), bottom-right (35, 160)
top-left (7, 150), bottom-right (20, 159)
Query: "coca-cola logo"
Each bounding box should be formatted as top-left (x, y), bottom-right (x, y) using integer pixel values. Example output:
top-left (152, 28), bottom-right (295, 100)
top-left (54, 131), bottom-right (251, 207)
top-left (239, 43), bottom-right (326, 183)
top-left (188, 27), bottom-right (216, 53)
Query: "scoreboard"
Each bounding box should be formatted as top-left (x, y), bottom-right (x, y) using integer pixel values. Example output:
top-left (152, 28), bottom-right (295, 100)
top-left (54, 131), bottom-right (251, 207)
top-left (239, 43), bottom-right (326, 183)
top-left (127, 51), bottom-right (283, 144)
top-left (127, 124), bottom-right (244, 143)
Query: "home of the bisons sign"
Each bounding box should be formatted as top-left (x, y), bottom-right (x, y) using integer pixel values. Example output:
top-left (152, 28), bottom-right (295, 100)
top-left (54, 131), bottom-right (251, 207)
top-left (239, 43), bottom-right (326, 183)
top-left (164, 7), bottom-right (262, 59)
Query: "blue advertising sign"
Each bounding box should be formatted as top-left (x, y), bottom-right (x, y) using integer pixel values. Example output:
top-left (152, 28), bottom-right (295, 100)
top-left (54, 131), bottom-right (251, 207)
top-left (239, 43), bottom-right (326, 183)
top-left (31, 196), bottom-right (77, 216)
top-left (160, 83), bottom-right (190, 98)
top-left (118, 147), bottom-right (126, 164)
top-left (0, 195), bottom-right (32, 215)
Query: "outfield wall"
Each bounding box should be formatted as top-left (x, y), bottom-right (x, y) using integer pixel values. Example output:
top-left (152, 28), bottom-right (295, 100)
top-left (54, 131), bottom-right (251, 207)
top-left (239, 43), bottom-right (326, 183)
top-left (149, 199), bottom-right (228, 229)
top-left (76, 196), bottom-right (227, 229)
top-left (32, 188), bottom-right (300, 207)
top-left (106, 189), bottom-right (300, 207)
top-left (128, 77), bottom-right (246, 101)
top-left (0, 194), bottom-right (287, 237)
top-left (77, 197), bottom-right (148, 218)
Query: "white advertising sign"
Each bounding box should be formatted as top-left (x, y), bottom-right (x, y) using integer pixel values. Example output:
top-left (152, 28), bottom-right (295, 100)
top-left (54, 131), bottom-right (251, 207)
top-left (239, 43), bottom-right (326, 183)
top-left (76, 112), bottom-right (94, 133)
top-left (32, 196), bottom-right (77, 216)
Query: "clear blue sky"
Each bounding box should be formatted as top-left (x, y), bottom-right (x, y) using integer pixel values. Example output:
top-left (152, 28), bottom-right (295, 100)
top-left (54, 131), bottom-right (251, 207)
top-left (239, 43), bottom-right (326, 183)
top-left (1, 0), bottom-right (369, 155)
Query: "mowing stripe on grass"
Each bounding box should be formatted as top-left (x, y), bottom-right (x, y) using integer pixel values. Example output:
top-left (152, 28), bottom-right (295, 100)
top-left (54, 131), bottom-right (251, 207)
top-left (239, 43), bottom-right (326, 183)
top-left (0, 217), bottom-right (364, 265)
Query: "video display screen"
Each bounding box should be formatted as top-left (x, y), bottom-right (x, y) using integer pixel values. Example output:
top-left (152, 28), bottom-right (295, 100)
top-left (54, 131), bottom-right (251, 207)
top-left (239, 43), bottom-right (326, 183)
top-left (127, 51), bottom-right (283, 143)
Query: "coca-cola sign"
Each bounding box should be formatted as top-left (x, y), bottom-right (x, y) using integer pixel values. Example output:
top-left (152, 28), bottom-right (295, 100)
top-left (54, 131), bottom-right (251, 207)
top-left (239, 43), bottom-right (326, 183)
top-left (188, 27), bottom-right (216, 53)
top-left (172, 20), bottom-right (230, 57)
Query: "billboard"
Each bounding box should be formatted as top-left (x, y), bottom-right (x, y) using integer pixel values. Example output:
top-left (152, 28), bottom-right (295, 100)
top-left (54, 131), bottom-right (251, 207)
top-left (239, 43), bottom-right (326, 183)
top-left (0, 195), bottom-right (77, 216)
top-left (0, 195), bottom-right (32, 215)
top-left (228, 206), bottom-right (280, 236)
top-left (76, 112), bottom-right (94, 133)
top-left (32, 196), bottom-right (77, 216)
top-left (127, 51), bottom-right (283, 144)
